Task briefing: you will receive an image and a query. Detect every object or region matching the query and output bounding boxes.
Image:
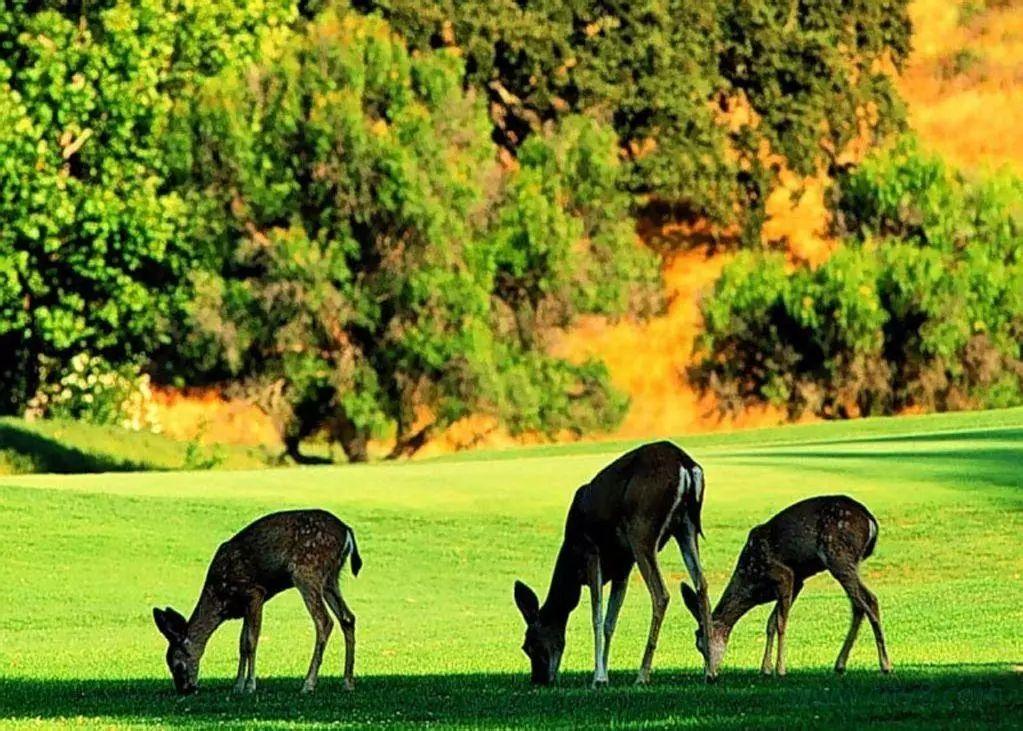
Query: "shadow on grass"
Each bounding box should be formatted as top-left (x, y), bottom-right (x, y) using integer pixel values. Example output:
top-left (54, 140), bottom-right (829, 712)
top-left (778, 426), bottom-right (1023, 451)
top-left (723, 442), bottom-right (1022, 493)
top-left (0, 422), bottom-right (151, 474)
top-left (0, 666), bottom-right (1020, 728)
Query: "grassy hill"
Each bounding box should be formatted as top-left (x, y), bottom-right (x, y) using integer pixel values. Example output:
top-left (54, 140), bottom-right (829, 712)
top-left (0, 417), bottom-right (274, 475)
top-left (1, 408), bottom-right (1021, 727)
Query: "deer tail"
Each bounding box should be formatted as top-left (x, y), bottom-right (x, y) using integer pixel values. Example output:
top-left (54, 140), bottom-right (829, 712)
top-left (863, 514), bottom-right (879, 560)
top-left (687, 464), bottom-right (705, 539)
top-left (346, 529), bottom-right (363, 577)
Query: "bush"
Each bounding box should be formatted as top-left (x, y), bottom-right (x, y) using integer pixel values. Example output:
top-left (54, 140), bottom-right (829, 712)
top-left (697, 137), bottom-right (1023, 417)
top-left (24, 353), bottom-right (160, 432)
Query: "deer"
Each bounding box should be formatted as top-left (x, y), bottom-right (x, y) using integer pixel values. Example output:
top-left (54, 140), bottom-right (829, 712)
top-left (152, 509), bottom-right (361, 695)
top-left (513, 440), bottom-right (713, 687)
top-left (680, 494), bottom-right (892, 680)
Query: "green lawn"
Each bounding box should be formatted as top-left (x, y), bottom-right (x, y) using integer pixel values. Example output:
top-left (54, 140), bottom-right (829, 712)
top-left (1, 409), bottom-right (1022, 728)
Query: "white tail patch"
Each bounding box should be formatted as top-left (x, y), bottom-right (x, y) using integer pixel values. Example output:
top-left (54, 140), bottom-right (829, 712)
top-left (691, 465), bottom-right (704, 504)
top-left (344, 531), bottom-right (354, 559)
top-left (678, 465), bottom-right (691, 499)
top-left (867, 518), bottom-right (877, 547)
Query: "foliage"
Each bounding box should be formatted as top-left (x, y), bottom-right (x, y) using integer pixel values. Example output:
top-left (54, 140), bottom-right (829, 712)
top-left (1, 412), bottom-right (1022, 726)
top-left (697, 138), bottom-right (1023, 418)
top-left (353, 0), bottom-right (911, 239)
top-left (0, 0), bottom-right (299, 415)
top-left (23, 352), bottom-right (160, 431)
top-left (176, 9), bottom-right (651, 460)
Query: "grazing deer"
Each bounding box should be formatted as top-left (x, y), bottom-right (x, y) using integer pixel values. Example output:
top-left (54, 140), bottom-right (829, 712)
top-left (152, 509), bottom-right (361, 695)
top-left (680, 495), bottom-right (892, 679)
top-left (513, 441), bottom-right (712, 686)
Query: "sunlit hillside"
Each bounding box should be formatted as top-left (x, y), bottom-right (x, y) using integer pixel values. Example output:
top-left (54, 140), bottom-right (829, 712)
top-left (553, 0), bottom-right (1023, 445)
top-left (154, 0), bottom-right (1023, 455)
top-left (902, 0), bottom-right (1023, 172)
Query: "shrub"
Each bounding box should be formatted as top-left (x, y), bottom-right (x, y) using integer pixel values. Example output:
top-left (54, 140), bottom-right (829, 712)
top-left (24, 353), bottom-right (161, 432)
top-left (697, 137), bottom-right (1023, 417)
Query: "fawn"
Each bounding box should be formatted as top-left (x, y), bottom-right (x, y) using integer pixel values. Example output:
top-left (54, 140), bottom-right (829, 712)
top-left (152, 509), bottom-right (361, 694)
top-left (681, 494), bottom-right (892, 679)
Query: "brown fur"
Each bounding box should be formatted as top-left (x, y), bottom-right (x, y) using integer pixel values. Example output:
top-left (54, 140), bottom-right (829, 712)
top-left (153, 509), bottom-right (361, 695)
top-left (681, 495), bottom-right (891, 677)
top-left (514, 441), bottom-right (713, 686)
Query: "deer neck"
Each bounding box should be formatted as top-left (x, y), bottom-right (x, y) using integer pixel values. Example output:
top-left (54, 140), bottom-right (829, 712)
top-left (185, 589), bottom-right (225, 658)
top-left (539, 543), bottom-right (583, 629)
top-left (710, 579), bottom-right (757, 636)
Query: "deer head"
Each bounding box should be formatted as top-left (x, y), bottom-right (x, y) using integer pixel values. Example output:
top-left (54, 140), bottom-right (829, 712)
top-left (153, 607), bottom-right (199, 694)
top-left (514, 581), bottom-right (565, 685)
top-left (681, 583), bottom-right (727, 680)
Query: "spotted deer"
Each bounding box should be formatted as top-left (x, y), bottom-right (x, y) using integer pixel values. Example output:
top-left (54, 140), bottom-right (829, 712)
top-left (680, 495), bottom-right (892, 679)
top-left (513, 441), bottom-right (712, 687)
top-left (152, 509), bottom-right (361, 695)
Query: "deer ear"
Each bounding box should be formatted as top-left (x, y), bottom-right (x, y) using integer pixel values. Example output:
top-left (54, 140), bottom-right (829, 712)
top-left (153, 606), bottom-right (187, 641)
top-left (514, 581), bottom-right (540, 623)
top-left (680, 582), bottom-right (701, 621)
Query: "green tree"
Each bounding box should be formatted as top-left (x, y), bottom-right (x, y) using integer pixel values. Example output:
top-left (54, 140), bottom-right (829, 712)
top-left (178, 8), bottom-right (654, 460)
top-left (352, 0), bottom-right (912, 239)
top-left (0, 0), bottom-right (298, 413)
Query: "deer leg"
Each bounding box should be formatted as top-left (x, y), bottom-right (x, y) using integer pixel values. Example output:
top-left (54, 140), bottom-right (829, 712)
top-left (232, 597), bottom-right (263, 693)
top-left (676, 517), bottom-right (713, 669)
top-left (632, 547), bottom-right (669, 685)
top-left (586, 557), bottom-right (608, 687)
top-left (834, 605), bottom-right (864, 674)
top-left (767, 565), bottom-right (795, 676)
top-left (325, 584), bottom-right (357, 691)
top-left (298, 585), bottom-right (333, 693)
top-left (603, 577), bottom-right (628, 672)
top-left (234, 616), bottom-right (251, 694)
top-left (763, 579), bottom-right (802, 676)
top-left (761, 606), bottom-right (778, 676)
top-left (829, 565), bottom-right (892, 674)
top-left (860, 582), bottom-right (892, 673)
top-left (244, 600), bottom-right (263, 692)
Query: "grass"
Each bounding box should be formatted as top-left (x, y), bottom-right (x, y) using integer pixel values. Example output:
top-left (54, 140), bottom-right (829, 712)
top-left (1, 408), bottom-right (1021, 728)
top-left (0, 418), bottom-right (272, 474)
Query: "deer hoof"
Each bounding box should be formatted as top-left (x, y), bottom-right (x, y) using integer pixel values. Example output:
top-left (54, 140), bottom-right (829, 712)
top-left (301, 681), bottom-right (316, 694)
top-left (244, 679), bottom-right (256, 694)
top-left (834, 664), bottom-right (846, 675)
top-left (232, 682), bottom-right (246, 695)
top-left (761, 665), bottom-right (773, 676)
top-left (776, 667), bottom-right (786, 677)
top-left (591, 676), bottom-right (608, 689)
top-left (634, 673), bottom-right (651, 686)
top-left (881, 663), bottom-right (893, 675)
top-left (343, 678), bottom-right (356, 692)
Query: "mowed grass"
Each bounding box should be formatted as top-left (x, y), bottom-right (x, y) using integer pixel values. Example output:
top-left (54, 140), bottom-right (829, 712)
top-left (1, 409), bottom-right (1022, 728)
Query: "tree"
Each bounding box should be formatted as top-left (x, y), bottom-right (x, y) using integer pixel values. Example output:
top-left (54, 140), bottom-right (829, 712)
top-left (177, 8), bottom-right (656, 460)
top-left (352, 0), bottom-right (912, 240)
top-left (0, 0), bottom-right (299, 413)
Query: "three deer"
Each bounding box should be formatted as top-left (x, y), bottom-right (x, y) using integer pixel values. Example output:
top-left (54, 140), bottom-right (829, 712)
top-left (153, 509), bottom-right (361, 695)
top-left (680, 494), bottom-right (892, 679)
top-left (513, 441), bottom-right (714, 686)
top-left (152, 445), bottom-right (892, 695)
